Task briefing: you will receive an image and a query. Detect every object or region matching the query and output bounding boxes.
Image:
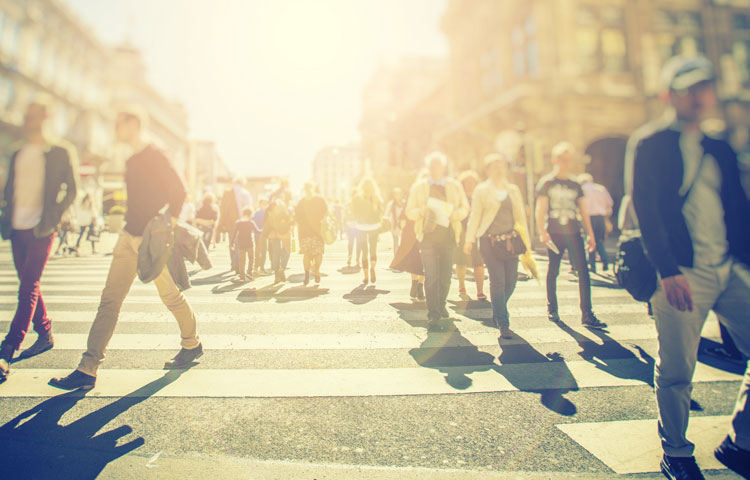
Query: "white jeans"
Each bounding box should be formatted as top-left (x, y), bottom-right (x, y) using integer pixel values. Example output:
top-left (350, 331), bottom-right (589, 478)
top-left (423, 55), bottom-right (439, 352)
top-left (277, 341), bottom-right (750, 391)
top-left (651, 259), bottom-right (750, 456)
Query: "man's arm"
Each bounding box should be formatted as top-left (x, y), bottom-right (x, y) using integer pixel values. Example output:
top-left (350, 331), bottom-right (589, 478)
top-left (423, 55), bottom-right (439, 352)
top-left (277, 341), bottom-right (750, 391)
top-left (577, 197), bottom-right (596, 252)
top-left (161, 154), bottom-right (186, 220)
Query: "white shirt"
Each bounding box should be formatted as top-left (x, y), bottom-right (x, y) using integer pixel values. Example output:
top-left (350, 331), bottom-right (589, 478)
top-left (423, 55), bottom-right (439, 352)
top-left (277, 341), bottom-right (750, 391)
top-left (680, 130), bottom-right (728, 267)
top-left (12, 144), bottom-right (46, 230)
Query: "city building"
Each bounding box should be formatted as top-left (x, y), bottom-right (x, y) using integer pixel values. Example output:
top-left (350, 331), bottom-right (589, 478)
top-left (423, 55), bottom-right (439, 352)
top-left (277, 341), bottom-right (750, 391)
top-left (312, 144), bottom-right (361, 200)
top-left (359, 57), bottom-right (448, 190)
top-left (0, 0), bottom-right (194, 217)
top-left (438, 0), bottom-right (750, 217)
top-left (187, 140), bottom-right (231, 202)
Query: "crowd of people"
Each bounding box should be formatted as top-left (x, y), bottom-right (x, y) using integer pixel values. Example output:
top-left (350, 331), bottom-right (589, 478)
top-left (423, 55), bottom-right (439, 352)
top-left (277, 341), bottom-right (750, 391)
top-left (0, 54), bottom-right (748, 479)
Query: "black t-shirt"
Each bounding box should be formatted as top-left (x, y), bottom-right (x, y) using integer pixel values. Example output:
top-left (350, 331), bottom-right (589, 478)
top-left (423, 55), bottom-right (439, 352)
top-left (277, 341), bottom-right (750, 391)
top-left (536, 174), bottom-right (584, 235)
top-left (196, 204), bottom-right (218, 221)
top-left (233, 218), bottom-right (259, 249)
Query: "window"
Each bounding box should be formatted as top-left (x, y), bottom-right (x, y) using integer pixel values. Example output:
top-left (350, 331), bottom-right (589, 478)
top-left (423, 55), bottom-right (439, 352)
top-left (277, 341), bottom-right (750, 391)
top-left (734, 13), bottom-right (750, 30)
top-left (575, 4), bottom-right (628, 74)
top-left (734, 40), bottom-right (750, 89)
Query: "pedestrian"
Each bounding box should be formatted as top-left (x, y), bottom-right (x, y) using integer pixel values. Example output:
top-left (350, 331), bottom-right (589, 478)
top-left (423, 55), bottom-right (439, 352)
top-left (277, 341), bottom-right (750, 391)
top-left (384, 187), bottom-right (406, 257)
top-left (73, 193), bottom-right (99, 255)
top-left (632, 55), bottom-right (750, 480)
top-left (219, 178), bottom-right (253, 271)
top-left (49, 108), bottom-right (203, 391)
top-left (265, 193), bottom-right (293, 284)
top-left (295, 181), bottom-right (328, 285)
top-left (179, 195), bottom-right (196, 225)
top-left (344, 191), bottom-right (362, 267)
top-left (54, 208), bottom-right (76, 256)
top-left (252, 198), bottom-right (269, 275)
top-left (579, 173), bottom-right (614, 273)
top-left (232, 207), bottom-right (260, 282)
top-left (195, 193), bottom-right (219, 249)
top-left (391, 170), bottom-right (429, 301)
top-left (352, 176), bottom-right (384, 284)
top-left (464, 153), bottom-right (532, 339)
top-left (0, 100), bottom-right (78, 381)
top-left (535, 142), bottom-right (606, 330)
top-left (405, 151), bottom-right (469, 329)
top-left (455, 170), bottom-right (486, 300)
top-left (333, 199), bottom-right (344, 240)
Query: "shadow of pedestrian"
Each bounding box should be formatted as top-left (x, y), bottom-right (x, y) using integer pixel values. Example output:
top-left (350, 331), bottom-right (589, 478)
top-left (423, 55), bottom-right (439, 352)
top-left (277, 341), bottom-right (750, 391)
top-left (409, 327), bottom-right (496, 390)
top-left (343, 285), bottom-right (391, 305)
top-left (190, 270), bottom-right (235, 286)
top-left (697, 337), bottom-right (747, 375)
top-left (496, 334), bottom-right (579, 417)
top-left (337, 266), bottom-right (361, 275)
top-left (0, 370), bottom-right (186, 480)
top-left (273, 285), bottom-right (330, 304)
top-left (554, 320), bottom-right (655, 387)
top-left (236, 284), bottom-right (282, 302)
top-left (448, 299), bottom-right (494, 329)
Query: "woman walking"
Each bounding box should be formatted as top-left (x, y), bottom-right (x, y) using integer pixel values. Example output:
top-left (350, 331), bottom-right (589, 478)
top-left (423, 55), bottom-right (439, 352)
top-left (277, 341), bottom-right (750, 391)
top-left (344, 191), bottom-right (361, 267)
top-left (455, 170), bottom-right (486, 300)
top-left (352, 177), bottom-right (384, 284)
top-left (295, 182), bottom-right (328, 285)
top-left (464, 153), bottom-right (533, 340)
top-left (73, 193), bottom-right (98, 255)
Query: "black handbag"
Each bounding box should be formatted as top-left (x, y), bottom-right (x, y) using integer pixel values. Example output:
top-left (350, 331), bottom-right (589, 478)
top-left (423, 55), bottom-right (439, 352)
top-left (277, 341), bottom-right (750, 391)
top-left (615, 236), bottom-right (657, 302)
top-left (488, 230), bottom-right (527, 259)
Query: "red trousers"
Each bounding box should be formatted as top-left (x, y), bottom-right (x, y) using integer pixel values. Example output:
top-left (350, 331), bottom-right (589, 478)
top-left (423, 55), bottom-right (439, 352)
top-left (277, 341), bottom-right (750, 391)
top-left (2, 229), bottom-right (55, 351)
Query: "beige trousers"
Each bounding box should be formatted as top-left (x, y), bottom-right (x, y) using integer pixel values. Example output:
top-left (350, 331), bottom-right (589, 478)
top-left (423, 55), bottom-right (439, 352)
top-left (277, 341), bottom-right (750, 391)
top-left (77, 231), bottom-right (200, 376)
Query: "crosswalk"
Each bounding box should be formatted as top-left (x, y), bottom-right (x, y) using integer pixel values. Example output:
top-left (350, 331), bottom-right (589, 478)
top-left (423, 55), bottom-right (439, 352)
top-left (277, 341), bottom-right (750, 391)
top-left (0, 233), bottom-right (744, 476)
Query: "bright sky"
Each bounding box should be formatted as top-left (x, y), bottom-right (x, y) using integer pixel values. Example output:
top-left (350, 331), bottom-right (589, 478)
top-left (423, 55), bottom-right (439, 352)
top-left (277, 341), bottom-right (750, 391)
top-left (66, 0), bottom-right (448, 187)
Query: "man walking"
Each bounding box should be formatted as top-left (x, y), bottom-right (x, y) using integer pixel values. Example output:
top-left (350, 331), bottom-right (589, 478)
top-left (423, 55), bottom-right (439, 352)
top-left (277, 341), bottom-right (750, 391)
top-left (50, 109), bottom-right (203, 390)
top-left (535, 143), bottom-right (606, 330)
top-left (632, 56), bottom-right (750, 480)
top-left (405, 151), bottom-right (469, 329)
top-left (0, 100), bottom-right (78, 381)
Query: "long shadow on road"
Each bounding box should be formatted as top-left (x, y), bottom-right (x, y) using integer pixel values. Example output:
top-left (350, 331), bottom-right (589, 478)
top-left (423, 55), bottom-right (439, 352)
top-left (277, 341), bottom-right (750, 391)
top-left (0, 370), bottom-right (186, 480)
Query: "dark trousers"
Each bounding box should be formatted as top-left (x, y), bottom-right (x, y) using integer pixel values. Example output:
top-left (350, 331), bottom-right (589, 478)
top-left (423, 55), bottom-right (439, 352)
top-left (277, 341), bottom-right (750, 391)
top-left (3, 229), bottom-right (55, 351)
top-left (589, 215), bottom-right (609, 271)
top-left (359, 230), bottom-right (379, 268)
top-left (237, 245), bottom-right (254, 276)
top-left (547, 232), bottom-right (592, 315)
top-left (479, 237), bottom-right (519, 329)
top-left (269, 237), bottom-right (290, 273)
top-left (419, 231), bottom-right (455, 322)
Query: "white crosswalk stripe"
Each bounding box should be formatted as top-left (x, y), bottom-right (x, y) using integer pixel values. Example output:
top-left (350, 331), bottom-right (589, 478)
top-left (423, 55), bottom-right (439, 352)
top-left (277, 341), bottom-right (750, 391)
top-left (0, 237), bottom-right (742, 475)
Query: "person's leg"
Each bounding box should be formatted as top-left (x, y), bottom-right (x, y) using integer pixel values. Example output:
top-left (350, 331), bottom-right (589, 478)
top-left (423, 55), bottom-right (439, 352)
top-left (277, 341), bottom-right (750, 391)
top-left (438, 240), bottom-right (454, 314)
top-left (77, 233), bottom-right (139, 376)
top-left (153, 263), bottom-right (200, 350)
top-left (420, 243), bottom-right (441, 321)
top-left (347, 232), bottom-right (354, 264)
top-left (546, 234), bottom-right (565, 315)
top-left (479, 238), bottom-right (507, 329)
top-left (75, 226), bottom-right (87, 248)
top-left (2, 231), bottom-right (55, 351)
top-left (237, 248), bottom-right (247, 277)
top-left (269, 239), bottom-right (280, 273)
top-left (281, 238), bottom-right (291, 270)
top-left (456, 264), bottom-right (467, 291)
top-left (713, 263), bottom-right (750, 451)
top-left (588, 216), bottom-right (602, 271)
top-left (566, 233), bottom-right (593, 314)
top-left (369, 231), bottom-right (379, 280)
top-left (359, 232), bottom-right (370, 270)
top-left (504, 256), bottom-right (519, 303)
top-left (246, 244), bottom-right (254, 275)
top-left (651, 265), bottom-right (720, 457)
top-left (475, 264), bottom-right (485, 296)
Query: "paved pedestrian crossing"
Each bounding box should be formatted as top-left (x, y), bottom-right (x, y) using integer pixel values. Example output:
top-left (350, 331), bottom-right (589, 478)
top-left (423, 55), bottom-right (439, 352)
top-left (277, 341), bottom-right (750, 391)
top-left (0, 234), bottom-right (744, 476)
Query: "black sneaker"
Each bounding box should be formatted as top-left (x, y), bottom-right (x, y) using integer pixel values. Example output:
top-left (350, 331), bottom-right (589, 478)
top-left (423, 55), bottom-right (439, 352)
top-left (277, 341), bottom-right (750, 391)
top-left (703, 346), bottom-right (745, 367)
top-left (18, 332), bottom-right (54, 360)
top-left (409, 281), bottom-right (418, 299)
top-left (49, 370), bottom-right (96, 390)
top-left (499, 326), bottom-right (513, 339)
top-left (548, 312), bottom-right (561, 323)
top-left (416, 284), bottom-right (425, 300)
top-left (582, 312), bottom-right (607, 330)
top-left (714, 435), bottom-right (750, 478)
top-left (164, 343), bottom-right (203, 369)
top-left (660, 454), bottom-right (705, 480)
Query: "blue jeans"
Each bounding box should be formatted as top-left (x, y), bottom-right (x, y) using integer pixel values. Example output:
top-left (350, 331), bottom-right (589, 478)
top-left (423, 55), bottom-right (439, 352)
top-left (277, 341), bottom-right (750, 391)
top-left (419, 230), bottom-right (454, 322)
top-left (479, 237), bottom-right (519, 329)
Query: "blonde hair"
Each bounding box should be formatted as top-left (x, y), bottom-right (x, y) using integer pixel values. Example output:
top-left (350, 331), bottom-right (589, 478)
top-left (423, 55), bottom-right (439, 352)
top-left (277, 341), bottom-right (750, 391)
top-left (304, 181), bottom-right (317, 196)
top-left (424, 151), bottom-right (448, 168)
top-left (551, 141), bottom-right (575, 159)
top-left (357, 176), bottom-right (383, 205)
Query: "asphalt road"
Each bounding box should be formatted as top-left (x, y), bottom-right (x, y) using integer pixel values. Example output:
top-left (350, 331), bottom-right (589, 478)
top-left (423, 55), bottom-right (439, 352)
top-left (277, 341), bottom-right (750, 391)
top-left (0, 233), bottom-right (744, 480)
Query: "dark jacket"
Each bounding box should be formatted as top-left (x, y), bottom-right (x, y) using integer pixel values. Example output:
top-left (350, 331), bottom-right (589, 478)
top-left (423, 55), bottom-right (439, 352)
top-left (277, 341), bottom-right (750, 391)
top-left (632, 127), bottom-right (750, 278)
top-left (1, 143), bottom-right (77, 240)
top-left (137, 213), bottom-right (212, 291)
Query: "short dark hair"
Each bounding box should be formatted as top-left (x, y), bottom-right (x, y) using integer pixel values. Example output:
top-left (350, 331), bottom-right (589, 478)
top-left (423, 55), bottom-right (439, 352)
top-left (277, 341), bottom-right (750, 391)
top-left (241, 207), bottom-right (253, 217)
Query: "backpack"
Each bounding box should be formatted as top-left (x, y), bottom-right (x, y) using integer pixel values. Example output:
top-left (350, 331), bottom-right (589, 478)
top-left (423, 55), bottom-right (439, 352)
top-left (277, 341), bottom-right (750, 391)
top-left (614, 236), bottom-right (657, 302)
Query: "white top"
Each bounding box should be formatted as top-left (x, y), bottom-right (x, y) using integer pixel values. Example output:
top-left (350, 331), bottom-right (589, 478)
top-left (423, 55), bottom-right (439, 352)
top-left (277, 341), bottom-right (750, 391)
top-left (12, 144), bottom-right (46, 230)
top-left (680, 130), bottom-right (728, 267)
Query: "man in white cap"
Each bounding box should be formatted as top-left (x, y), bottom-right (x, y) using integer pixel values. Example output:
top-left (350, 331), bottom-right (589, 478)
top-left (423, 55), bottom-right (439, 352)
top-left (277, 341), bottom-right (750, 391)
top-left (632, 55), bottom-right (750, 480)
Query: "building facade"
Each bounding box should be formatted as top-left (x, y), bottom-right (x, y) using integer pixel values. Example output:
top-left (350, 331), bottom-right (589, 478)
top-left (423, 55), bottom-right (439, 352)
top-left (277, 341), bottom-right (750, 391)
top-left (439, 0), bottom-right (750, 214)
top-left (0, 0), bottom-right (192, 216)
top-left (312, 144), bottom-right (362, 201)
